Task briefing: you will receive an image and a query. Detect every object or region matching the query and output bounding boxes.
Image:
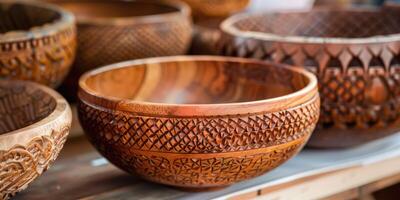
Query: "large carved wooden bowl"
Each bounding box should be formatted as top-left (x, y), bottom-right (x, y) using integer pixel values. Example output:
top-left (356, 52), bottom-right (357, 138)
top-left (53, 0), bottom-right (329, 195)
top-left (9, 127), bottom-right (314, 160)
top-left (78, 56), bottom-right (320, 189)
top-left (220, 7), bottom-right (400, 148)
top-left (0, 80), bottom-right (71, 199)
top-left (0, 0), bottom-right (76, 88)
top-left (54, 0), bottom-right (193, 101)
top-left (181, 0), bottom-right (249, 18)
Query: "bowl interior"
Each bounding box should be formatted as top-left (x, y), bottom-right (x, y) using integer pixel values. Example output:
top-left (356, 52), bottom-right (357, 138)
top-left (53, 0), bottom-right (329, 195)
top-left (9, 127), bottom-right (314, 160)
top-left (83, 59), bottom-right (310, 104)
top-left (56, 1), bottom-right (180, 19)
top-left (0, 82), bottom-right (56, 135)
top-left (0, 2), bottom-right (61, 34)
top-left (232, 9), bottom-right (400, 38)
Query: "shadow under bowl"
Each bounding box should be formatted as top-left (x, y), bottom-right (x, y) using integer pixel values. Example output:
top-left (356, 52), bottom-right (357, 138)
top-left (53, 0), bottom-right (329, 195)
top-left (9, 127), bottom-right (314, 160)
top-left (77, 56), bottom-right (320, 189)
top-left (0, 80), bottom-right (71, 199)
top-left (0, 0), bottom-right (76, 88)
top-left (55, 0), bottom-right (193, 101)
top-left (220, 7), bottom-right (400, 148)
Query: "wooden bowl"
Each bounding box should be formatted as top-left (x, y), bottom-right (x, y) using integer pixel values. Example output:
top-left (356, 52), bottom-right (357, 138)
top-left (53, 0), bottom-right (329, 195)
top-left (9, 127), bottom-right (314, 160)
top-left (220, 7), bottom-right (400, 148)
top-left (0, 0), bottom-right (76, 88)
top-left (0, 80), bottom-right (71, 199)
top-left (189, 17), bottom-right (224, 55)
top-left (181, 0), bottom-right (249, 18)
top-left (54, 0), bottom-right (193, 101)
top-left (77, 56), bottom-right (320, 189)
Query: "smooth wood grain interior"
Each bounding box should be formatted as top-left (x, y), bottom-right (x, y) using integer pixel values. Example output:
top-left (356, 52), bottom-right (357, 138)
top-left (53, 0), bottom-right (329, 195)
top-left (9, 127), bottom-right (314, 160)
top-left (0, 3), bottom-right (61, 34)
top-left (0, 82), bottom-right (56, 135)
top-left (233, 9), bottom-right (400, 38)
top-left (56, 1), bottom-right (179, 18)
top-left (84, 60), bottom-right (310, 104)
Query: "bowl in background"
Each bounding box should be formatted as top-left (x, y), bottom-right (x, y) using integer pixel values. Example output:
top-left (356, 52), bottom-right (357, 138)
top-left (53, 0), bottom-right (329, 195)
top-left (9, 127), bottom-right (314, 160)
top-left (54, 0), bottom-right (193, 101)
top-left (220, 7), bottom-right (400, 148)
top-left (181, 0), bottom-right (249, 18)
top-left (0, 0), bottom-right (76, 88)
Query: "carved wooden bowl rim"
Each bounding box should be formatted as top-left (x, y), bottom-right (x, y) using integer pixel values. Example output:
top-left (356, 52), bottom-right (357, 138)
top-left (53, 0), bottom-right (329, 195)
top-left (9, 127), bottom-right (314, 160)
top-left (0, 80), bottom-right (71, 150)
top-left (0, 0), bottom-right (75, 43)
top-left (54, 0), bottom-right (191, 26)
top-left (78, 56), bottom-right (318, 117)
top-left (221, 7), bottom-right (400, 44)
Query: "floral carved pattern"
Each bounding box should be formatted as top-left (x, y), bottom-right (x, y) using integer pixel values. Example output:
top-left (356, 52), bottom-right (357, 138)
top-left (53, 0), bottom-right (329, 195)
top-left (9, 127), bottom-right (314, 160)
top-left (96, 141), bottom-right (303, 187)
top-left (0, 126), bottom-right (70, 200)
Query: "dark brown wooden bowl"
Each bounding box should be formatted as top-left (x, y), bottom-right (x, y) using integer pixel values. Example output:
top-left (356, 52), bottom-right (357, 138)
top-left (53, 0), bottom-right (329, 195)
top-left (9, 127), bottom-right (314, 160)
top-left (0, 0), bottom-right (76, 88)
top-left (220, 7), bottom-right (400, 148)
top-left (0, 80), bottom-right (71, 199)
top-left (54, 0), bottom-right (193, 101)
top-left (77, 56), bottom-right (320, 189)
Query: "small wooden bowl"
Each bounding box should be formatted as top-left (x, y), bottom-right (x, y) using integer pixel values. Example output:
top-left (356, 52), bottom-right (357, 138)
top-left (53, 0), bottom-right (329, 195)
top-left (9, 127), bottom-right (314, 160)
top-left (0, 80), bottom-right (71, 199)
top-left (78, 56), bottom-right (320, 189)
top-left (181, 0), bottom-right (249, 18)
top-left (55, 0), bottom-right (193, 101)
top-left (189, 17), bottom-right (224, 55)
top-left (220, 7), bottom-right (400, 148)
top-left (0, 0), bottom-right (76, 88)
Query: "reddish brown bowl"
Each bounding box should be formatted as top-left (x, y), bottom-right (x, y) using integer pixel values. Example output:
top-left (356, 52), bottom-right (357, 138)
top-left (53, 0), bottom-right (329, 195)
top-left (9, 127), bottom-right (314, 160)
top-left (0, 80), bottom-right (71, 199)
top-left (78, 56), bottom-right (319, 189)
top-left (0, 0), bottom-right (76, 88)
top-left (53, 0), bottom-right (193, 101)
top-left (220, 7), bottom-right (400, 148)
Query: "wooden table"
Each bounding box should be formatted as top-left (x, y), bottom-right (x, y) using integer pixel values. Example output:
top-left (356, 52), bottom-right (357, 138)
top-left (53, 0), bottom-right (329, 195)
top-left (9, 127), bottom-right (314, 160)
top-left (15, 132), bottom-right (400, 200)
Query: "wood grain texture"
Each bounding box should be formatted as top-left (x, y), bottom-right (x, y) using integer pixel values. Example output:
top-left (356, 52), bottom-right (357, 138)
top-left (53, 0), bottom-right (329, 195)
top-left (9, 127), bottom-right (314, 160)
top-left (52, 0), bottom-right (193, 100)
top-left (0, 0), bottom-right (76, 88)
top-left (220, 7), bottom-right (400, 148)
top-left (0, 80), bottom-right (72, 199)
top-left (77, 56), bottom-right (319, 189)
top-left (181, 0), bottom-right (249, 18)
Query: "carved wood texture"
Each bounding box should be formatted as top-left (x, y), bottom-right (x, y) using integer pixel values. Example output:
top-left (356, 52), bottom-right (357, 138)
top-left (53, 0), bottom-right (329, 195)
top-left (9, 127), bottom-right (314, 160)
top-left (0, 2), bottom-right (76, 88)
top-left (220, 9), bottom-right (400, 147)
top-left (79, 97), bottom-right (318, 187)
top-left (57, 1), bottom-right (192, 100)
top-left (0, 128), bottom-right (69, 200)
top-left (0, 83), bottom-right (70, 199)
top-left (78, 57), bottom-right (319, 188)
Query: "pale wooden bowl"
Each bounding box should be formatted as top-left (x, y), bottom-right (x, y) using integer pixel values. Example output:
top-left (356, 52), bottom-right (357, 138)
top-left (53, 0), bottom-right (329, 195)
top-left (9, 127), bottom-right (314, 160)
top-left (0, 80), bottom-right (72, 199)
top-left (78, 56), bottom-right (319, 190)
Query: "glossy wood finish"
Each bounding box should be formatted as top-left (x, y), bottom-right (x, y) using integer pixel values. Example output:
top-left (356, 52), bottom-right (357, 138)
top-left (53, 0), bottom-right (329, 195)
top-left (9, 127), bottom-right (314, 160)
top-left (181, 0), bottom-right (249, 18)
top-left (220, 7), bottom-right (400, 148)
top-left (54, 0), bottom-right (193, 101)
top-left (78, 56), bottom-right (320, 189)
top-left (0, 80), bottom-right (72, 199)
top-left (0, 0), bottom-right (76, 88)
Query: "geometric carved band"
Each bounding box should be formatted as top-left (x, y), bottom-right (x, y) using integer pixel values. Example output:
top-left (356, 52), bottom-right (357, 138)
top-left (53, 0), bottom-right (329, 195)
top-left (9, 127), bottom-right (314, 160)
top-left (79, 94), bottom-right (319, 154)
